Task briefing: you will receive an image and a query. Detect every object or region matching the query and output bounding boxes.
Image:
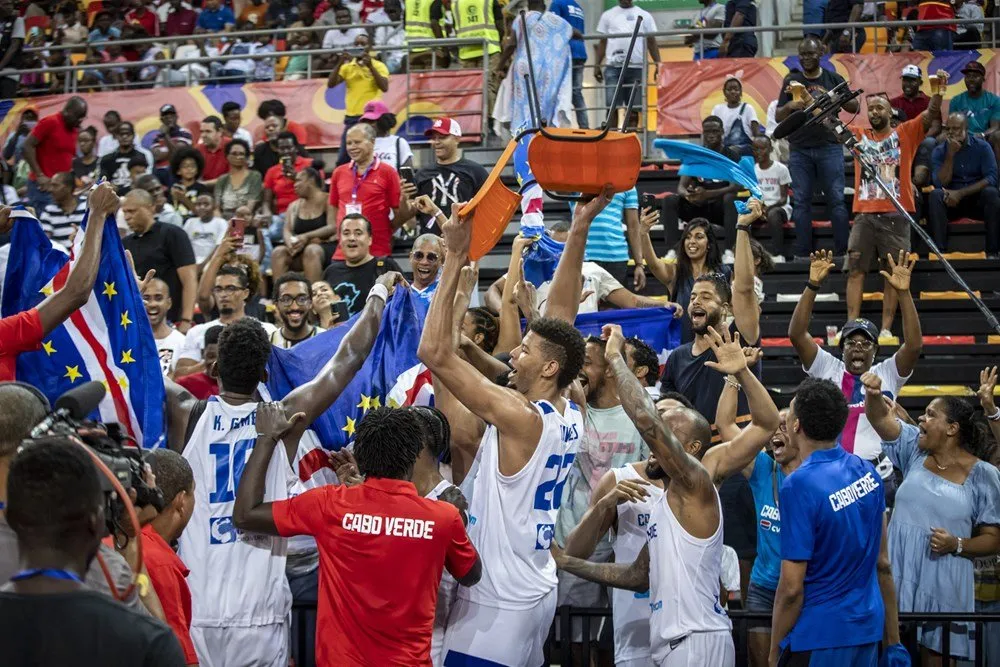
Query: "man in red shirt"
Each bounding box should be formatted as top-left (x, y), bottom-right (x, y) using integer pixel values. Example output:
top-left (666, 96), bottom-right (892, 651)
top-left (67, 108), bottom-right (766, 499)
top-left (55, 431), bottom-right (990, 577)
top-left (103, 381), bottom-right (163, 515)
top-left (125, 0), bottom-right (160, 37)
top-left (142, 448), bottom-right (198, 666)
top-left (261, 132), bottom-right (313, 219)
top-left (22, 96), bottom-right (87, 213)
top-left (234, 404), bottom-right (482, 667)
top-left (196, 116), bottom-right (231, 185)
top-left (0, 183), bottom-right (118, 382)
top-left (164, 0), bottom-right (198, 36)
top-left (330, 123), bottom-right (402, 259)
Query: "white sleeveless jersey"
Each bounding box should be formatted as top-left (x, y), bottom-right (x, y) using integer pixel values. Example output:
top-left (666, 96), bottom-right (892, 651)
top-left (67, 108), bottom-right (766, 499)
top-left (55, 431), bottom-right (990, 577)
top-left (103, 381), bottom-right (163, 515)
top-left (179, 396), bottom-right (294, 627)
top-left (460, 399), bottom-right (583, 610)
top-left (647, 485), bottom-right (732, 664)
top-left (427, 479), bottom-right (459, 667)
top-left (610, 464), bottom-right (664, 665)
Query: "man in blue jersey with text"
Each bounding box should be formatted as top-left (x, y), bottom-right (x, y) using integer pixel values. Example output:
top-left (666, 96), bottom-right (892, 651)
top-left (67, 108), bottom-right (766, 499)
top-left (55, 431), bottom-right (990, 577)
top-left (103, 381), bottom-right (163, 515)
top-left (769, 377), bottom-right (901, 667)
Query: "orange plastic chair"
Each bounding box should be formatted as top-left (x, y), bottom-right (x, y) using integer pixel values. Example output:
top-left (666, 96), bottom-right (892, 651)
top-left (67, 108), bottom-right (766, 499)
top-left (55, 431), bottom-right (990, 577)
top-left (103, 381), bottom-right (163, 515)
top-left (459, 139), bottom-right (521, 261)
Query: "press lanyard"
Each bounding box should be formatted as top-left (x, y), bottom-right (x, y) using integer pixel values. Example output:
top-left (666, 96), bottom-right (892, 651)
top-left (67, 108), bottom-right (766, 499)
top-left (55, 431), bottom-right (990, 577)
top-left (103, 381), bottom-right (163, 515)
top-left (351, 158), bottom-right (378, 201)
top-left (11, 568), bottom-right (83, 583)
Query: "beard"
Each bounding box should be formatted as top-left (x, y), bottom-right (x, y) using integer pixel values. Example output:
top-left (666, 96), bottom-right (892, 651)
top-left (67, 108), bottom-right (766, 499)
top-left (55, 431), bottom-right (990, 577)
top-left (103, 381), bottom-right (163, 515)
top-left (645, 461), bottom-right (667, 480)
top-left (692, 310), bottom-right (723, 337)
top-left (219, 306), bottom-right (235, 317)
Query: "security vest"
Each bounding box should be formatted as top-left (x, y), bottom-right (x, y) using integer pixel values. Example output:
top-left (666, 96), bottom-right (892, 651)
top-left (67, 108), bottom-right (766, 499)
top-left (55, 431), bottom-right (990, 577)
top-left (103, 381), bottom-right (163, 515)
top-left (406, 0), bottom-right (436, 53)
top-left (452, 0), bottom-right (500, 61)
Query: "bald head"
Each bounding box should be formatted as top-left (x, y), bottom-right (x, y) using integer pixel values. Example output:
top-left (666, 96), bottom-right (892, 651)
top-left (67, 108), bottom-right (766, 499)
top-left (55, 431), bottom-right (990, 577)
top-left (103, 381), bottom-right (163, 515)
top-left (62, 96), bottom-right (88, 129)
top-left (945, 112), bottom-right (969, 145)
top-left (0, 384), bottom-right (49, 458)
top-left (663, 406), bottom-right (713, 459)
top-left (122, 189), bottom-right (155, 234)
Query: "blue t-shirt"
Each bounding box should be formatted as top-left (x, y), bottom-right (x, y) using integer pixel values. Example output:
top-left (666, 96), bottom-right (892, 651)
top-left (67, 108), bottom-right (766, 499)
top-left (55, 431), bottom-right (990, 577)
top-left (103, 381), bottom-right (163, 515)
top-left (948, 91), bottom-right (1000, 135)
top-left (580, 187), bottom-right (637, 263)
top-left (779, 446), bottom-right (885, 651)
top-left (197, 6), bottom-right (236, 31)
top-left (748, 450), bottom-right (784, 590)
top-left (931, 135), bottom-right (998, 190)
top-left (548, 0), bottom-right (586, 61)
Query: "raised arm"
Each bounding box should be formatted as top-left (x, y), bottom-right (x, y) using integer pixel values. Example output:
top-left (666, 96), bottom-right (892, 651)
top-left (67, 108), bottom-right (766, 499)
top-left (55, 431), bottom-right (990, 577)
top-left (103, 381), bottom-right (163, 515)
top-left (731, 198), bottom-right (762, 343)
top-left (703, 341), bottom-right (777, 483)
top-left (638, 206), bottom-right (676, 291)
top-left (880, 251), bottom-right (922, 377)
top-left (554, 541), bottom-right (649, 592)
top-left (603, 323), bottom-right (713, 494)
top-left (564, 469), bottom-right (649, 558)
top-left (978, 366), bottom-right (1000, 446)
top-left (861, 372), bottom-right (902, 442)
top-left (496, 236), bottom-right (532, 353)
top-left (542, 185), bottom-right (613, 323)
top-left (36, 183), bottom-right (118, 335)
top-left (196, 234), bottom-right (238, 315)
top-left (788, 250), bottom-right (835, 370)
top-left (922, 70), bottom-right (947, 133)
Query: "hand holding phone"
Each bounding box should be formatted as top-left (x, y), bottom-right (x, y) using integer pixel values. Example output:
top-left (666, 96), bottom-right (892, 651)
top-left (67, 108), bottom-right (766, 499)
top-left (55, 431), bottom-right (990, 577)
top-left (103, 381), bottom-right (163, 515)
top-left (399, 166), bottom-right (414, 183)
top-left (229, 217), bottom-right (246, 248)
top-left (641, 193), bottom-right (657, 211)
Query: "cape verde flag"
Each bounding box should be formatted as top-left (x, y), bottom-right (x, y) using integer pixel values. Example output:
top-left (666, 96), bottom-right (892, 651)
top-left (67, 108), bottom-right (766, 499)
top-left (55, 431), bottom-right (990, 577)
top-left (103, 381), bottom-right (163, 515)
top-left (266, 288), bottom-right (432, 453)
top-left (1, 207), bottom-right (165, 447)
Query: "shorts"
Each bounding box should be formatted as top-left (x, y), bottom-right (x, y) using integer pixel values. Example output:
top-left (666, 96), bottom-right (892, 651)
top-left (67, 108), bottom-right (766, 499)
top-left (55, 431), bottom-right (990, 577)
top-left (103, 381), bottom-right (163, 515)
top-left (191, 622), bottom-right (289, 667)
top-left (557, 560), bottom-right (610, 643)
top-left (654, 630), bottom-right (735, 667)
top-left (442, 588), bottom-right (557, 666)
top-left (745, 581), bottom-right (776, 631)
top-left (777, 642), bottom-right (878, 667)
top-left (845, 214), bottom-right (910, 274)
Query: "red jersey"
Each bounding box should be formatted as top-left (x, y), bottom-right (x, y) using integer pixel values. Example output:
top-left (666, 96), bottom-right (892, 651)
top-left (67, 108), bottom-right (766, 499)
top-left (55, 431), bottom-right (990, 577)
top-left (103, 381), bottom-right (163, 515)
top-left (125, 7), bottom-right (159, 36)
top-left (329, 158), bottom-right (401, 259)
top-left (197, 141), bottom-right (231, 181)
top-left (28, 113), bottom-right (79, 179)
top-left (263, 156), bottom-right (313, 215)
top-left (917, 1), bottom-right (956, 31)
top-left (175, 371), bottom-right (219, 399)
top-left (140, 525), bottom-right (198, 664)
top-left (0, 308), bottom-right (43, 382)
top-left (272, 478), bottom-right (478, 667)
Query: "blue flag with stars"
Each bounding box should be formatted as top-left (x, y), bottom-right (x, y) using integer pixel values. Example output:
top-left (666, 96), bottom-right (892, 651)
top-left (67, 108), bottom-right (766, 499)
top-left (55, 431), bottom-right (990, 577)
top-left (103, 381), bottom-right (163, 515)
top-left (1, 207), bottom-right (165, 448)
top-left (266, 289), bottom-right (430, 449)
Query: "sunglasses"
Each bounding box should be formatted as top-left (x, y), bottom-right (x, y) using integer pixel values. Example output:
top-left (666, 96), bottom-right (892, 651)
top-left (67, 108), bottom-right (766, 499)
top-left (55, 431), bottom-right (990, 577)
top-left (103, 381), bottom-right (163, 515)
top-left (411, 251), bottom-right (439, 262)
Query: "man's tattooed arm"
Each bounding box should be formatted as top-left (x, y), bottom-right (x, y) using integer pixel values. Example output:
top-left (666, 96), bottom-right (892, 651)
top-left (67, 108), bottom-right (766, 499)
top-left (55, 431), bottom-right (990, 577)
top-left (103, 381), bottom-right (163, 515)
top-left (556, 543), bottom-right (650, 593)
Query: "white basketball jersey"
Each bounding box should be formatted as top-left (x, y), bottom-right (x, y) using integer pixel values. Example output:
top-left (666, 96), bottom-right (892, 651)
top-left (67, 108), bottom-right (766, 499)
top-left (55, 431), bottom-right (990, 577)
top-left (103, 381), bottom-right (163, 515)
top-left (647, 485), bottom-right (732, 664)
top-left (610, 464), bottom-right (664, 665)
top-left (461, 399), bottom-right (583, 610)
top-left (179, 397), bottom-right (294, 627)
top-left (426, 479), bottom-right (459, 667)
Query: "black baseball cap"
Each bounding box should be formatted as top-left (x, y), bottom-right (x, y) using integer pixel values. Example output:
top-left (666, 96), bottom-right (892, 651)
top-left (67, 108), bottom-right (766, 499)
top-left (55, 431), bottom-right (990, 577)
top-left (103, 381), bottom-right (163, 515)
top-left (840, 318), bottom-right (879, 346)
top-left (159, 104), bottom-right (177, 115)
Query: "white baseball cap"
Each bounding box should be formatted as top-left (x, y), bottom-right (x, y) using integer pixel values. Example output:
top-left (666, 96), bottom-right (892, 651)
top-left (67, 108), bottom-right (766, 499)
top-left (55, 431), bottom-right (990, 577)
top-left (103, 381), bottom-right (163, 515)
top-left (901, 64), bottom-right (922, 80)
top-left (425, 117), bottom-right (463, 138)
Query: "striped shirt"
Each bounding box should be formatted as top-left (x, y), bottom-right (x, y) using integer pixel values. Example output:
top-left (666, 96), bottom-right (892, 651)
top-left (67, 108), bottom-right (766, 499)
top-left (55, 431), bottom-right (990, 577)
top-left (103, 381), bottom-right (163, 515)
top-left (39, 198), bottom-right (87, 248)
top-left (582, 187), bottom-right (637, 263)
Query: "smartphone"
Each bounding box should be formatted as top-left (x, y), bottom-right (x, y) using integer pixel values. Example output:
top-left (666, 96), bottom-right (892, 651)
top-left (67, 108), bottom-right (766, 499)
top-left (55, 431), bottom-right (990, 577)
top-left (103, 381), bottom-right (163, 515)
top-left (229, 217), bottom-right (246, 248)
top-left (641, 193), bottom-right (657, 211)
top-left (399, 166), bottom-right (414, 183)
top-left (331, 301), bottom-right (349, 323)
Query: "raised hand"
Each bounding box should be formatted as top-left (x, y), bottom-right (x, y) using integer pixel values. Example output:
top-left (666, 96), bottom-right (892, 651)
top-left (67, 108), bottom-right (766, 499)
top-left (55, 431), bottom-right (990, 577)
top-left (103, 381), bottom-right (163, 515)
top-left (601, 323), bottom-right (626, 361)
top-left (736, 198), bottom-right (764, 226)
top-left (125, 249), bottom-right (156, 294)
top-left (667, 301), bottom-right (684, 318)
top-left (88, 181), bottom-right (121, 216)
top-left (575, 184), bottom-right (615, 225)
top-left (742, 346), bottom-right (763, 366)
top-left (979, 366), bottom-right (998, 414)
top-left (513, 277), bottom-right (537, 314)
top-left (596, 478), bottom-right (650, 511)
top-left (633, 265), bottom-right (646, 291)
top-left (329, 449), bottom-right (363, 486)
top-left (457, 261), bottom-right (479, 298)
top-left (933, 69), bottom-right (949, 95)
top-left (703, 326), bottom-right (747, 376)
top-left (860, 371), bottom-right (882, 397)
top-left (808, 249), bottom-right (836, 285)
top-left (256, 401), bottom-right (305, 440)
top-left (639, 206), bottom-right (660, 234)
top-left (411, 194), bottom-right (438, 216)
top-left (442, 202), bottom-right (472, 256)
top-left (375, 270), bottom-right (408, 296)
top-left (879, 250), bottom-right (914, 293)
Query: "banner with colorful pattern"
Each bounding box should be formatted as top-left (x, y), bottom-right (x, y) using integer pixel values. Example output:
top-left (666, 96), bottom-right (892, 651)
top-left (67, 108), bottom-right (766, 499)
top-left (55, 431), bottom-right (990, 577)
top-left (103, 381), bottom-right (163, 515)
top-left (0, 70), bottom-right (484, 149)
top-left (655, 50), bottom-right (999, 136)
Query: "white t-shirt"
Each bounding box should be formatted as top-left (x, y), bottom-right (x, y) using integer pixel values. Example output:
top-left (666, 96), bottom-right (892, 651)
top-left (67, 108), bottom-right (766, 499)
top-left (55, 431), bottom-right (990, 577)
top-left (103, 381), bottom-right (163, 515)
top-left (177, 318), bottom-right (278, 363)
top-left (183, 216), bottom-right (228, 264)
top-left (231, 127), bottom-right (254, 146)
top-left (373, 135), bottom-right (413, 171)
top-left (695, 2), bottom-right (726, 49)
top-left (0, 185), bottom-right (19, 205)
top-left (156, 329), bottom-right (187, 375)
top-left (322, 27), bottom-right (365, 50)
top-left (534, 261), bottom-right (624, 314)
top-left (805, 348), bottom-right (910, 461)
top-left (596, 5), bottom-right (656, 67)
top-left (711, 102), bottom-right (758, 138)
top-left (97, 134), bottom-right (119, 157)
top-left (754, 161), bottom-right (792, 215)
top-left (1, 18), bottom-right (24, 81)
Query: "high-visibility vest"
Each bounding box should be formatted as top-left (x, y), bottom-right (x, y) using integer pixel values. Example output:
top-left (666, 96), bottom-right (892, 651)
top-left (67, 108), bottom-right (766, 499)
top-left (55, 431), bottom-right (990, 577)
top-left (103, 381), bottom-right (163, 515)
top-left (406, 0), bottom-right (436, 53)
top-left (452, 0), bottom-right (500, 61)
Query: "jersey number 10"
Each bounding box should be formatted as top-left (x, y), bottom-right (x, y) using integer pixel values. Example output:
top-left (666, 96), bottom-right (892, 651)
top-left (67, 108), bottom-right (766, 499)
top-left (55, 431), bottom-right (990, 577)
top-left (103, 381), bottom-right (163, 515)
top-left (533, 453), bottom-right (576, 511)
top-left (210, 438), bottom-right (255, 504)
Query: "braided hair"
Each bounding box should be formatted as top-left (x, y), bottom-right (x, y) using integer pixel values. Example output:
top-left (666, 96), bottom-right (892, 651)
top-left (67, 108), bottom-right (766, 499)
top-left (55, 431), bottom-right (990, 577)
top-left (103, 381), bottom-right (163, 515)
top-left (410, 406), bottom-right (452, 464)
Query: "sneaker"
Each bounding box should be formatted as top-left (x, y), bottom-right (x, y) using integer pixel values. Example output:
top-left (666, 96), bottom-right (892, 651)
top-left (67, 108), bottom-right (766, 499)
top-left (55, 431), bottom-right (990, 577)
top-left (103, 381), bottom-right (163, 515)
top-left (772, 254), bottom-right (786, 264)
top-left (722, 249), bottom-right (736, 264)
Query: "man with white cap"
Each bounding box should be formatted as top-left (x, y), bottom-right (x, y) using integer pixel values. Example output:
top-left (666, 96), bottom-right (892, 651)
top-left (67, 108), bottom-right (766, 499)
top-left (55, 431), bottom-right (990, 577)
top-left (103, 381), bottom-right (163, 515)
top-left (398, 117), bottom-right (489, 235)
top-left (890, 65), bottom-right (942, 188)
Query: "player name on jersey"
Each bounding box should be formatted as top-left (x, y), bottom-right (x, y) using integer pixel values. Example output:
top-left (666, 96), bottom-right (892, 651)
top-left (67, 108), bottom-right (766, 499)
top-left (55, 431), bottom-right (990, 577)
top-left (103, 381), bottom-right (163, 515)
top-left (828, 472), bottom-right (879, 512)
top-left (342, 512), bottom-right (436, 540)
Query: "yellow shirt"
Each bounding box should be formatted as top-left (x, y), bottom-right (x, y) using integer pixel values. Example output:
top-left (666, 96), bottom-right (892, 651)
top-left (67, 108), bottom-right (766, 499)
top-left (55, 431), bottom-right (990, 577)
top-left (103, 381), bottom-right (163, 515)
top-left (339, 58), bottom-right (390, 116)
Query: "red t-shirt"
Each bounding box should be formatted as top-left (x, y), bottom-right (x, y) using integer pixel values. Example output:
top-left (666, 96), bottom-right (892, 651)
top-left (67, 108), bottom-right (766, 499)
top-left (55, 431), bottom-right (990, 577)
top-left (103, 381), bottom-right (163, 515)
top-left (28, 114), bottom-right (79, 179)
top-left (125, 7), bottom-right (159, 36)
top-left (175, 371), bottom-right (219, 399)
top-left (329, 159), bottom-right (401, 259)
top-left (272, 478), bottom-right (478, 667)
top-left (264, 156), bottom-right (313, 215)
top-left (0, 309), bottom-right (43, 382)
top-left (917, 1), bottom-right (955, 31)
top-left (198, 140), bottom-right (231, 181)
top-left (140, 525), bottom-right (198, 665)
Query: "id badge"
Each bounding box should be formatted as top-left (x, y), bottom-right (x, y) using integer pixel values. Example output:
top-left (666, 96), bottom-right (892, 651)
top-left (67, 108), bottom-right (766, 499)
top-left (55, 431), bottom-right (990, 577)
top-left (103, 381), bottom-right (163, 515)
top-left (345, 202), bottom-right (363, 216)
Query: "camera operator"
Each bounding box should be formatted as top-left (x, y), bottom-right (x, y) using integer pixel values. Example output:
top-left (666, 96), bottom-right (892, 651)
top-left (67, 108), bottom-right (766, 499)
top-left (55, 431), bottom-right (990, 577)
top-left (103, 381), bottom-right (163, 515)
top-left (0, 182), bottom-right (119, 381)
top-left (0, 438), bottom-right (185, 666)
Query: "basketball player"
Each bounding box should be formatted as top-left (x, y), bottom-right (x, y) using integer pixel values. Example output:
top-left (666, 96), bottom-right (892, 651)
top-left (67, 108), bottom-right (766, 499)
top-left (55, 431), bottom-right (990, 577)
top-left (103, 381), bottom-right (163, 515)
top-left (555, 323), bottom-right (780, 666)
top-left (418, 194), bottom-right (616, 665)
top-left (163, 271), bottom-right (404, 667)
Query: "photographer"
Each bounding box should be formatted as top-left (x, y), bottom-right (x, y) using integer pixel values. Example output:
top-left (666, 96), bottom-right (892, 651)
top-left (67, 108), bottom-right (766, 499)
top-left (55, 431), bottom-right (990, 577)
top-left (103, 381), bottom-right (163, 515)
top-left (0, 182), bottom-right (119, 381)
top-left (0, 438), bottom-right (184, 666)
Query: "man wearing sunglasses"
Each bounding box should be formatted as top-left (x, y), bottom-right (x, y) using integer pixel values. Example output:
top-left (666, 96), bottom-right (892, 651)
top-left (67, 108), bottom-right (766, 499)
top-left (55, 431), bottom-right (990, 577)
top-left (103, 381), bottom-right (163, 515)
top-left (270, 272), bottom-right (326, 348)
top-left (410, 234), bottom-right (444, 303)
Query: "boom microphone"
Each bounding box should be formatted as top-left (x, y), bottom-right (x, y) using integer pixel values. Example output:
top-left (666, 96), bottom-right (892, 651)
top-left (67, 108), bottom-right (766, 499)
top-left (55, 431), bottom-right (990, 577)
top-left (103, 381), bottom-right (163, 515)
top-left (55, 381), bottom-right (107, 420)
top-left (772, 110), bottom-right (809, 140)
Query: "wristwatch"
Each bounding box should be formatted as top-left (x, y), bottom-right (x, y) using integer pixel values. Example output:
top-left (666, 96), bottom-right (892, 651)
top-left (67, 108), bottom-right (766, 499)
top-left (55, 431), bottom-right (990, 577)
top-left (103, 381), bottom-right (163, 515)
top-left (956, 537), bottom-right (964, 555)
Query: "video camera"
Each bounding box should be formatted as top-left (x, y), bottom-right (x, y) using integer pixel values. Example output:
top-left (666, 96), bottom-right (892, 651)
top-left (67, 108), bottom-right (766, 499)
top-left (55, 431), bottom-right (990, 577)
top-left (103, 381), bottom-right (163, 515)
top-left (26, 382), bottom-right (164, 539)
